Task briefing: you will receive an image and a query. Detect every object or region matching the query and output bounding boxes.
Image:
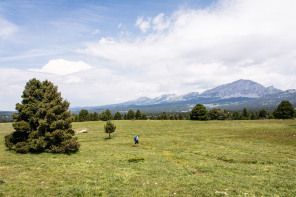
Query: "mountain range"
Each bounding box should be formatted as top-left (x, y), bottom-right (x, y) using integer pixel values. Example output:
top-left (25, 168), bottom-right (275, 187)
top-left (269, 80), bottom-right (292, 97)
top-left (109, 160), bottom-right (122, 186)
top-left (71, 79), bottom-right (296, 113)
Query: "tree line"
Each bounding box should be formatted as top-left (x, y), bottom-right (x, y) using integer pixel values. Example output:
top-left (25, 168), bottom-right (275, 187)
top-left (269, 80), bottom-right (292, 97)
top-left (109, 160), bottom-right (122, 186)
top-left (73, 100), bottom-right (296, 122)
top-left (189, 100), bottom-right (296, 120)
top-left (72, 109), bottom-right (148, 122)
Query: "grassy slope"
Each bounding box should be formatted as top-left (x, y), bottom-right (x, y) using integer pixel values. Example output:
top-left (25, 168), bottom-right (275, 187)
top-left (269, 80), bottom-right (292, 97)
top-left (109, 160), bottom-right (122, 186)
top-left (0, 120), bottom-right (296, 196)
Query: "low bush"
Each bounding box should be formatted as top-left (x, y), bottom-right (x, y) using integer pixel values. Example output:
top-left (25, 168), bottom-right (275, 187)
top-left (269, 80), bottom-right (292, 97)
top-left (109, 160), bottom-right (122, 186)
top-left (128, 156), bottom-right (145, 162)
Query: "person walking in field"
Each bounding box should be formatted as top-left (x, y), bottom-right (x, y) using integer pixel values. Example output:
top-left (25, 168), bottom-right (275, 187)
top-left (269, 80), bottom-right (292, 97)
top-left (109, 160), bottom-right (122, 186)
top-left (134, 135), bottom-right (139, 145)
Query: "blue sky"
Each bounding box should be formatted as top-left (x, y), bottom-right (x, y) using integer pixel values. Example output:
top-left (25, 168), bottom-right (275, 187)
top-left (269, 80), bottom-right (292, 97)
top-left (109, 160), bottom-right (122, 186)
top-left (0, 0), bottom-right (215, 68)
top-left (1, 0), bottom-right (296, 110)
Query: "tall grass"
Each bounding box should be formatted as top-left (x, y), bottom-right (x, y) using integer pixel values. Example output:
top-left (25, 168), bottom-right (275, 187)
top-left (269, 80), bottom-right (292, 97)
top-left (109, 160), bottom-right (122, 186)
top-left (0, 120), bottom-right (295, 196)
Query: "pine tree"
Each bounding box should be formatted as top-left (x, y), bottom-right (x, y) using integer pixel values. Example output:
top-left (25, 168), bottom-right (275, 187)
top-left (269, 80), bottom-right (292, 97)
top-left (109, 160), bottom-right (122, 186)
top-left (251, 112), bottom-right (258, 120)
top-left (135, 110), bottom-right (142, 120)
top-left (105, 109), bottom-right (113, 120)
top-left (242, 108), bottom-right (250, 120)
top-left (123, 114), bottom-right (128, 120)
top-left (258, 109), bottom-right (268, 119)
top-left (159, 112), bottom-right (169, 120)
top-left (4, 78), bottom-right (80, 153)
top-left (273, 100), bottom-right (296, 119)
top-left (190, 104), bottom-right (209, 120)
top-left (114, 111), bottom-right (122, 120)
top-left (78, 109), bottom-right (89, 122)
top-left (232, 111), bottom-right (240, 120)
top-left (100, 111), bottom-right (107, 121)
top-left (141, 114), bottom-right (147, 120)
top-left (93, 112), bottom-right (99, 121)
top-left (104, 121), bottom-right (116, 139)
top-left (209, 108), bottom-right (219, 120)
top-left (127, 110), bottom-right (135, 120)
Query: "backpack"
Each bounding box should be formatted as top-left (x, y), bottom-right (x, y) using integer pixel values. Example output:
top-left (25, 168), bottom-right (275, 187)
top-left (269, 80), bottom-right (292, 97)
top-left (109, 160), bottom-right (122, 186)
top-left (134, 136), bottom-right (137, 141)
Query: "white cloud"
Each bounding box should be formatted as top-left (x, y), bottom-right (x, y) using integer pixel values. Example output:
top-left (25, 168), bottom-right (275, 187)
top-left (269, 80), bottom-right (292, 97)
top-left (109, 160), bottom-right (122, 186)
top-left (135, 13), bottom-right (171, 33)
top-left (0, 18), bottom-right (17, 39)
top-left (152, 13), bottom-right (170, 31)
top-left (30, 59), bottom-right (94, 75)
top-left (135, 16), bottom-right (151, 33)
top-left (81, 0), bottom-right (296, 93)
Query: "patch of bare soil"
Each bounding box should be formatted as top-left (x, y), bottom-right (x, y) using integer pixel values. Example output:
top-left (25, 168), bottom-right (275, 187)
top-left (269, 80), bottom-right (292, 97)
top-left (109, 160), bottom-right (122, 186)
top-left (74, 128), bottom-right (88, 133)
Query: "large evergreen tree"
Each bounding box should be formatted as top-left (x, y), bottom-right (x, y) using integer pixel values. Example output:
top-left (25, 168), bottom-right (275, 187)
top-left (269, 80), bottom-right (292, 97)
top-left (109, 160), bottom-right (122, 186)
top-left (135, 110), bottom-right (142, 120)
top-left (242, 107), bottom-right (250, 120)
top-left (114, 111), bottom-right (122, 120)
top-left (127, 109), bottom-right (135, 120)
top-left (5, 78), bottom-right (80, 153)
top-left (258, 109), bottom-right (268, 119)
top-left (92, 112), bottom-right (99, 121)
top-left (78, 109), bottom-right (89, 122)
top-left (105, 109), bottom-right (113, 120)
top-left (190, 104), bottom-right (209, 120)
top-left (100, 110), bottom-right (113, 121)
top-left (273, 100), bottom-right (296, 119)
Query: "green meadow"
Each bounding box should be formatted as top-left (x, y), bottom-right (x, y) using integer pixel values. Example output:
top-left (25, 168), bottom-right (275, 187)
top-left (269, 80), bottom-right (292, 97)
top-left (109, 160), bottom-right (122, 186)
top-left (0, 120), bottom-right (296, 196)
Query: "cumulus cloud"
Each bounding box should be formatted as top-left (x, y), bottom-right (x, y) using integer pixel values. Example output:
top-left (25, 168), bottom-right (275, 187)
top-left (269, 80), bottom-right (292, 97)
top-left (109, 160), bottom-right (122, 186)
top-left (81, 0), bottom-right (296, 93)
top-left (30, 59), bottom-right (94, 75)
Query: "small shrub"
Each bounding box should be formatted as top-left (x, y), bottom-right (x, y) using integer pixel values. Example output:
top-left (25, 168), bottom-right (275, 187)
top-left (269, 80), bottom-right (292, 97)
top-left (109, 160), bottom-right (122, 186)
top-left (242, 159), bottom-right (258, 164)
top-left (217, 156), bottom-right (235, 163)
top-left (104, 121), bottom-right (116, 139)
top-left (128, 156), bottom-right (145, 162)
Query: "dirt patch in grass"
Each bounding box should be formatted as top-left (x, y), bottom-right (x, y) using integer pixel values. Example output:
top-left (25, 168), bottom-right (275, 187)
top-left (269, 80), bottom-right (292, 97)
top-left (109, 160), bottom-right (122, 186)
top-left (74, 128), bottom-right (88, 133)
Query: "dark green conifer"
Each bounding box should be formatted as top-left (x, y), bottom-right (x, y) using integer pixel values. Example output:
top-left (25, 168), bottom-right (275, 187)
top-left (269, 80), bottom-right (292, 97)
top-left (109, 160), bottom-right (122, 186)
top-left (114, 111), bottom-right (122, 120)
top-left (104, 121), bottom-right (116, 139)
top-left (273, 100), bottom-right (296, 119)
top-left (135, 110), bottom-right (142, 120)
top-left (190, 104), bottom-right (209, 120)
top-left (4, 78), bottom-right (80, 153)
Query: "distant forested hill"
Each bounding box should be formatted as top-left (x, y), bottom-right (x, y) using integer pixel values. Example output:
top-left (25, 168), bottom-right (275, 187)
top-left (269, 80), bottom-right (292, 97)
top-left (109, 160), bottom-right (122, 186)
top-left (0, 111), bottom-right (14, 122)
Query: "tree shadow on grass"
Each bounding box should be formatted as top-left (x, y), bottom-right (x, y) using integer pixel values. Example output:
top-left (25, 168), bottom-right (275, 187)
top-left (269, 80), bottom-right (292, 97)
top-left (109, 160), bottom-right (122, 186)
top-left (288, 124), bottom-right (296, 128)
top-left (4, 149), bottom-right (78, 155)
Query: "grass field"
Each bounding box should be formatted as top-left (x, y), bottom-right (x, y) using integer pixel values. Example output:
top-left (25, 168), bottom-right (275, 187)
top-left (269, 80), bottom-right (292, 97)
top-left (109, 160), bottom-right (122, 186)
top-left (0, 120), bottom-right (296, 196)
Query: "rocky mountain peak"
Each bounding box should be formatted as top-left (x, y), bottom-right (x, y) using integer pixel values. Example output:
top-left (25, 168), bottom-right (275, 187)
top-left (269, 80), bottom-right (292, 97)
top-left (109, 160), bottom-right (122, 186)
top-left (200, 79), bottom-right (282, 98)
